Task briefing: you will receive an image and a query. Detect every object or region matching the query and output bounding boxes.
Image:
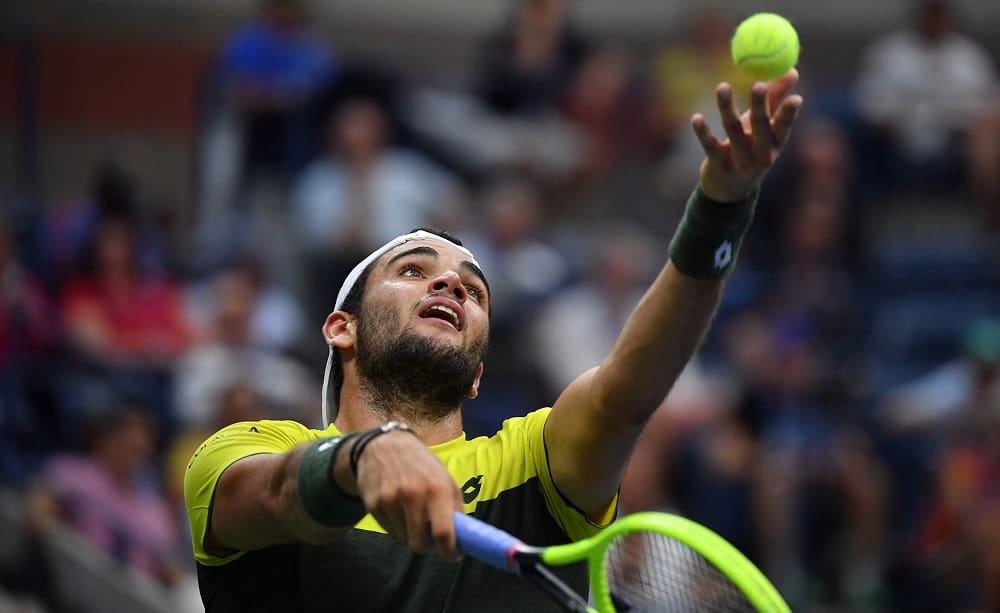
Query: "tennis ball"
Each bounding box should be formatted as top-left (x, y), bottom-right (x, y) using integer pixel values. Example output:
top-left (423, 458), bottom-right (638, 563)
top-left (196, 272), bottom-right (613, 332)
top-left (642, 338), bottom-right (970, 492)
top-left (731, 13), bottom-right (799, 81)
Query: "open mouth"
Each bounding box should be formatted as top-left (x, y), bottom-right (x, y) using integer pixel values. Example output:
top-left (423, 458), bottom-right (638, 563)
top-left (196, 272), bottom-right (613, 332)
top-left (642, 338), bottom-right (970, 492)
top-left (419, 303), bottom-right (463, 331)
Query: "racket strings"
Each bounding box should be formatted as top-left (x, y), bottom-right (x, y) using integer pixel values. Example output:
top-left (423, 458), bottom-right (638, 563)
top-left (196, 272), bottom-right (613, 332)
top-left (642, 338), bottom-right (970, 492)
top-left (604, 531), bottom-right (757, 612)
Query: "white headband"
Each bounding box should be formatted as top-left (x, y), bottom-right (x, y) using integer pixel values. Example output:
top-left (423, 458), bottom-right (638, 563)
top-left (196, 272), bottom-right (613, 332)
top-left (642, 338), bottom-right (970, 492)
top-left (322, 230), bottom-right (481, 426)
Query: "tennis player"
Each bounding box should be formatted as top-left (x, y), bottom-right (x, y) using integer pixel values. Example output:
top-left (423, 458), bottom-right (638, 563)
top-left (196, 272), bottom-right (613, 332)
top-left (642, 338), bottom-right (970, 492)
top-left (184, 71), bottom-right (802, 612)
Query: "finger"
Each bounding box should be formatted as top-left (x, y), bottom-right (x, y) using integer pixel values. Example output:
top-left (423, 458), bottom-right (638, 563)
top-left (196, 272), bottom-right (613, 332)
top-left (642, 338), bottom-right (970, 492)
top-left (716, 83), bottom-right (751, 165)
top-left (772, 94), bottom-right (804, 146)
top-left (427, 488), bottom-right (461, 560)
top-left (691, 113), bottom-right (726, 163)
top-left (749, 82), bottom-right (773, 162)
top-left (402, 489), bottom-right (433, 553)
top-left (371, 507), bottom-right (408, 549)
top-left (766, 68), bottom-right (800, 114)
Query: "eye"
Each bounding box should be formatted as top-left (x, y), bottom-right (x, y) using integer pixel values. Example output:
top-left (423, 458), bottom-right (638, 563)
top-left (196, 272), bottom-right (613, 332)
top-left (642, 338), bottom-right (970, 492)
top-left (400, 264), bottom-right (424, 278)
top-left (465, 284), bottom-right (485, 302)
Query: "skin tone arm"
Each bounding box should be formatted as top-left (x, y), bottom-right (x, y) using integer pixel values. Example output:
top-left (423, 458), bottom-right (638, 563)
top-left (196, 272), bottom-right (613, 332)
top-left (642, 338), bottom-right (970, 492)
top-left (205, 428), bottom-right (465, 560)
top-left (545, 71), bottom-right (804, 517)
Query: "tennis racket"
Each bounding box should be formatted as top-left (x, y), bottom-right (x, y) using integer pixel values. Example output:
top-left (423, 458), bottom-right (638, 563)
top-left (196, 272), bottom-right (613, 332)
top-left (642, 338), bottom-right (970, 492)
top-left (453, 510), bottom-right (789, 613)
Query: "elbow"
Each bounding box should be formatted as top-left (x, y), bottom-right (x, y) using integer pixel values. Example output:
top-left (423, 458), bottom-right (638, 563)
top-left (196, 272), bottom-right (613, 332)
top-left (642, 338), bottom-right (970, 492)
top-left (265, 453), bottom-right (301, 540)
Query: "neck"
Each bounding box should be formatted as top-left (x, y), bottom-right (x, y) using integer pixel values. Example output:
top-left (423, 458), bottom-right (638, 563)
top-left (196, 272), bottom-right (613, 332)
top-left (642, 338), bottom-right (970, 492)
top-left (335, 387), bottom-right (465, 446)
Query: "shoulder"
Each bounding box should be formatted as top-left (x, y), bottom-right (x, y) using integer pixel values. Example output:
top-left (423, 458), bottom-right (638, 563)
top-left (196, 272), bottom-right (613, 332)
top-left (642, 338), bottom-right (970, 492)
top-left (467, 408), bottom-right (615, 540)
top-left (455, 408), bottom-right (553, 482)
top-left (439, 409), bottom-right (552, 470)
top-left (185, 420), bottom-right (328, 489)
top-left (480, 408), bottom-right (553, 448)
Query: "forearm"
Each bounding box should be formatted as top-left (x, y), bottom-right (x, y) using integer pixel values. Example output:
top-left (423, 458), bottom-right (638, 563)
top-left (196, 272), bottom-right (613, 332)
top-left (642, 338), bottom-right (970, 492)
top-left (593, 264), bottom-right (723, 423)
top-left (546, 72), bottom-right (801, 518)
top-left (545, 232), bottom-right (727, 517)
top-left (210, 439), bottom-right (362, 554)
top-left (273, 440), bottom-right (363, 543)
top-left (592, 185), bottom-right (755, 423)
top-left (547, 189), bottom-right (748, 515)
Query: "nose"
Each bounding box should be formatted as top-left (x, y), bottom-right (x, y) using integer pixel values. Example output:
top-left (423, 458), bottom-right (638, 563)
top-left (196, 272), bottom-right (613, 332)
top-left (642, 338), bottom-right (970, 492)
top-left (428, 270), bottom-right (467, 303)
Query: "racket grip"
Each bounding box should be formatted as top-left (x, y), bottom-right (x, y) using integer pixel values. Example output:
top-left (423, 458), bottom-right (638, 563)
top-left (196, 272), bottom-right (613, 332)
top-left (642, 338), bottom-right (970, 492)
top-left (453, 511), bottom-right (522, 573)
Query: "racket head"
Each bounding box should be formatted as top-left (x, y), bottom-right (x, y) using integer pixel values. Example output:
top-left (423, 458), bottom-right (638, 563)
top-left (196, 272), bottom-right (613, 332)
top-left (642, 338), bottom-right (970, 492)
top-left (541, 512), bottom-right (789, 613)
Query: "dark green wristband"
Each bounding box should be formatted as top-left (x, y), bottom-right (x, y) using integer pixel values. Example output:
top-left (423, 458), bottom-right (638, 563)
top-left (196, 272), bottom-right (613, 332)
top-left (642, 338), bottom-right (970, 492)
top-left (668, 186), bottom-right (758, 279)
top-left (297, 434), bottom-right (367, 527)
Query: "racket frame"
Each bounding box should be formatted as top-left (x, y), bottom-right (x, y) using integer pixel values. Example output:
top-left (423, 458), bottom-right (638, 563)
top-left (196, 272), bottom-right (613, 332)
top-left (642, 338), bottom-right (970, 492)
top-left (455, 510), bottom-right (789, 613)
top-left (540, 512), bottom-right (790, 613)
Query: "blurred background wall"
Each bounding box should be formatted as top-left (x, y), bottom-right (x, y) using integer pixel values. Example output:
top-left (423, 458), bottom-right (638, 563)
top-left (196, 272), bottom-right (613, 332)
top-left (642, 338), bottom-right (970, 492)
top-left (3, 0), bottom-right (999, 208)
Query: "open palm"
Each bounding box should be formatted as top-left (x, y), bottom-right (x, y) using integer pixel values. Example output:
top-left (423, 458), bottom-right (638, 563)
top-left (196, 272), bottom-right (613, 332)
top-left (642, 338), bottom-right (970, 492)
top-left (692, 68), bottom-right (803, 203)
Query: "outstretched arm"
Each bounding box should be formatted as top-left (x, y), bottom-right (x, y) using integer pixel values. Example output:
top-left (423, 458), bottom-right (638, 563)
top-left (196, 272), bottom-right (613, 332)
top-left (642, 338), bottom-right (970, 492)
top-left (544, 71), bottom-right (803, 518)
top-left (193, 426), bottom-right (465, 561)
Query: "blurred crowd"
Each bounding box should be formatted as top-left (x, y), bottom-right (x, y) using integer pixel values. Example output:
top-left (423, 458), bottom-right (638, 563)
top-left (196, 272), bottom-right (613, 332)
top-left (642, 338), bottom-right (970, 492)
top-left (1, 0), bottom-right (998, 611)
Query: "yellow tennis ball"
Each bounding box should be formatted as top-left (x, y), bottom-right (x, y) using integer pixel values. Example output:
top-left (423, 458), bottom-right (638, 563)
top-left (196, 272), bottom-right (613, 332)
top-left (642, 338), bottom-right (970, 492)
top-left (731, 13), bottom-right (799, 81)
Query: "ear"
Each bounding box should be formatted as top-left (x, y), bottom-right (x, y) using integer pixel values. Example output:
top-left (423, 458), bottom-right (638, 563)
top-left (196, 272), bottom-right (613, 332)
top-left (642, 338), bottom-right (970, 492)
top-left (467, 362), bottom-right (485, 399)
top-left (323, 311), bottom-right (356, 350)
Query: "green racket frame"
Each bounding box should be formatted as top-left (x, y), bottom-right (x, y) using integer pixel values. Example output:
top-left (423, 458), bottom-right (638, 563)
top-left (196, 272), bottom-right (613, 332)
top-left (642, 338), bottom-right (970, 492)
top-left (539, 512), bottom-right (789, 613)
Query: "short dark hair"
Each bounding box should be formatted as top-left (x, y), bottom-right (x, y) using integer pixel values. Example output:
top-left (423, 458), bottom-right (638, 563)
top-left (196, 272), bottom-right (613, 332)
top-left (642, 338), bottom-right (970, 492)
top-left (328, 227), bottom-right (485, 411)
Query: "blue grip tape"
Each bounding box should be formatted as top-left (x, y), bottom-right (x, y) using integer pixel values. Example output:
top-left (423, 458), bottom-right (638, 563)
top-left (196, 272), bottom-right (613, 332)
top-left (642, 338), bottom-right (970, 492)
top-left (453, 511), bottom-right (522, 573)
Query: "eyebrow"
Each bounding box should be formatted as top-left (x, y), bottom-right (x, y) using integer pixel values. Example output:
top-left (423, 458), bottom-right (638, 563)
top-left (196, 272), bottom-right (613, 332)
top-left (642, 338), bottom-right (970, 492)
top-left (384, 245), bottom-right (491, 298)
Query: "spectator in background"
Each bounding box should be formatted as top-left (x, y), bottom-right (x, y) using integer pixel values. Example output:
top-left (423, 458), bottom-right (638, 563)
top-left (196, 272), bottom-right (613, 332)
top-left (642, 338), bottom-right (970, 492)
top-left (876, 318), bottom-right (999, 548)
top-left (622, 373), bottom-right (762, 572)
top-left (29, 403), bottom-right (181, 585)
top-left (401, 0), bottom-right (591, 184)
top-left (722, 143), bottom-right (877, 606)
top-left (529, 227), bottom-right (655, 398)
top-left (460, 174), bottom-right (571, 433)
top-left (186, 254), bottom-right (308, 355)
top-left (196, 0), bottom-right (338, 265)
top-left (174, 264), bottom-right (315, 430)
top-left (653, 8), bottom-right (754, 202)
top-left (969, 107), bottom-right (1000, 231)
top-left (882, 319), bottom-right (1000, 611)
top-left (716, 117), bottom-right (867, 375)
top-left (41, 162), bottom-right (171, 290)
top-left (747, 118), bottom-right (865, 275)
top-left (561, 47), bottom-right (635, 184)
top-left (555, 45), bottom-right (660, 223)
top-left (716, 145), bottom-right (886, 607)
top-left (220, 0), bottom-right (337, 181)
top-left (720, 310), bottom-right (887, 609)
top-left (464, 174), bottom-right (570, 313)
top-left (903, 412), bottom-right (1000, 612)
top-left (853, 0), bottom-right (999, 192)
top-left (476, 0), bottom-right (588, 118)
top-left (881, 318), bottom-right (1000, 434)
top-left (292, 97), bottom-right (464, 317)
top-left (767, 190), bottom-right (862, 361)
top-left (59, 215), bottom-right (192, 442)
top-left (0, 220), bottom-right (59, 485)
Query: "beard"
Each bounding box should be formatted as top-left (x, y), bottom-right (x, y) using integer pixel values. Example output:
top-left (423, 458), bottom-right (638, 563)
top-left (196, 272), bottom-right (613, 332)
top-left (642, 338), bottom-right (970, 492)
top-left (355, 299), bottom-right (487, 423)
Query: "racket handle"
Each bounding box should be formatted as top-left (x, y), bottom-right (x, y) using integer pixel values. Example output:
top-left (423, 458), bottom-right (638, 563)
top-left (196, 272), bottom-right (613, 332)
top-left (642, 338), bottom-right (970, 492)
top-left (453, 511), bottom-right (523, 573)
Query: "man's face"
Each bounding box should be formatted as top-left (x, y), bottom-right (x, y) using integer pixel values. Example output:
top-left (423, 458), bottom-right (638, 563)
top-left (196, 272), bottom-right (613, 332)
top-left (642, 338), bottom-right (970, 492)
top-left (352, 240), bottom-right (490, 414)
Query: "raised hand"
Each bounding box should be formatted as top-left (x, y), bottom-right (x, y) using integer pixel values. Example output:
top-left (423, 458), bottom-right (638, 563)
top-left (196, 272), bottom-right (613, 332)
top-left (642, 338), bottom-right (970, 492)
top-left (692, 68), bottom-right (803, 203)
top-left (354, 430), bottom-right (465, 560)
